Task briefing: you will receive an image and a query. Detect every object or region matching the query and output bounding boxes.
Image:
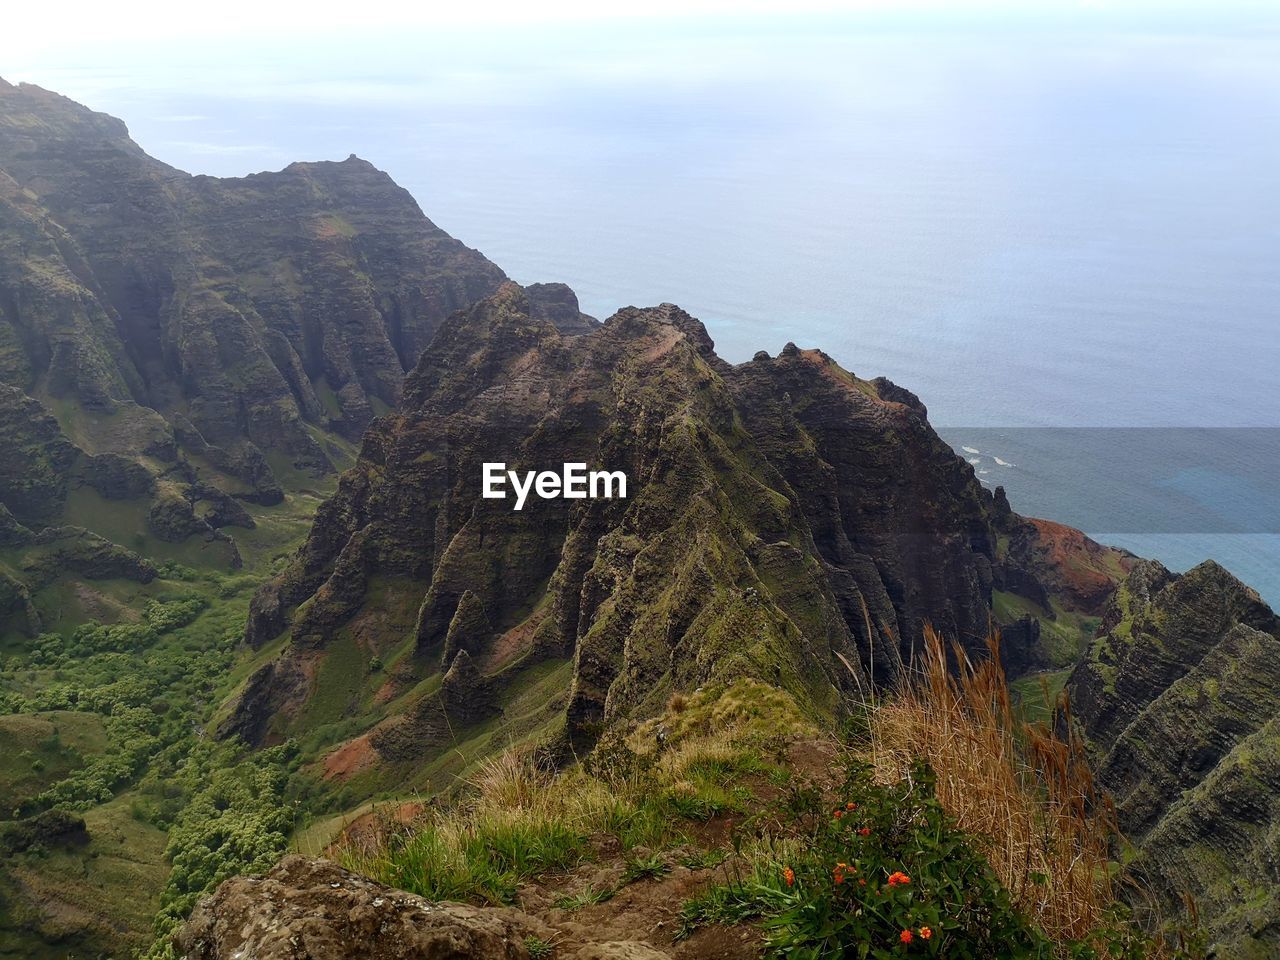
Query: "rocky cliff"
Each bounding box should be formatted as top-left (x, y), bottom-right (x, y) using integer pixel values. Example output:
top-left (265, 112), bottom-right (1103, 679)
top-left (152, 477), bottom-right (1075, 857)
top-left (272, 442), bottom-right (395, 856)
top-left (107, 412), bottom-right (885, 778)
top-left (224, 284), bottom-right (1115, 790)
top-left (0, 78), bottom-right (508, 471)
top-left (1067, 560), bottom-right (1280, 958)
top-left (0, 78), bottom-right (530, 628)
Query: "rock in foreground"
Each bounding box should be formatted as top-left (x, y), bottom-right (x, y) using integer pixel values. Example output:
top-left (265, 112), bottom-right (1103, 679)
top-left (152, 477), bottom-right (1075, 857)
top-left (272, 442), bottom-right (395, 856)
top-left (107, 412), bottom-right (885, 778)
top-left (175, 855), bottom-right (548, 960)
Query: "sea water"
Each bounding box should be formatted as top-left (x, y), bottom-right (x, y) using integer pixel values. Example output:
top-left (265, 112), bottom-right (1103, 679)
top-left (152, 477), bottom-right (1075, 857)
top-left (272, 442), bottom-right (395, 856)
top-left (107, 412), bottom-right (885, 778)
top-left (17, 11), bottom-right (1280, 602)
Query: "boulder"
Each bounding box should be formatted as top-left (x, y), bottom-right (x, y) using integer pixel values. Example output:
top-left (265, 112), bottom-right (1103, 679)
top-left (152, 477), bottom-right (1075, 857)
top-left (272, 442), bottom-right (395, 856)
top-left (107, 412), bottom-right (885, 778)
top-left (174, 855), bottom-right (545, 960)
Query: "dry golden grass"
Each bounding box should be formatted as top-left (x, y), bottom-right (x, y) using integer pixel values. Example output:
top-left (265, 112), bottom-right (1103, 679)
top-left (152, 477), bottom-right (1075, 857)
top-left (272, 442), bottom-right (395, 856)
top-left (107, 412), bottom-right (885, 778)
top-left (867, 626), bottom-right (1116, 945)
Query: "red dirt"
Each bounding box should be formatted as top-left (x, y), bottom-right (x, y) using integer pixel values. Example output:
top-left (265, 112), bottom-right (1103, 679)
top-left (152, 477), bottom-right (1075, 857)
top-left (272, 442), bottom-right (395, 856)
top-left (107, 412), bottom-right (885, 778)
top-left (328, 801), bottom-right (427, 856)
top-left (483, 612), bottom-right (546, 672)
top-left (322, 733), bottom-right (379, 781)
top-left (1025, 517), bottom-right (1134, 610)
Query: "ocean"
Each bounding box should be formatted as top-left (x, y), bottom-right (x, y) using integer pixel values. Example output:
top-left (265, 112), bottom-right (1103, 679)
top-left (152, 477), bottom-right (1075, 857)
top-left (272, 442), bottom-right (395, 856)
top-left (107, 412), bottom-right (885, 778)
top-left (13, 13), bottom-right (1280, 602)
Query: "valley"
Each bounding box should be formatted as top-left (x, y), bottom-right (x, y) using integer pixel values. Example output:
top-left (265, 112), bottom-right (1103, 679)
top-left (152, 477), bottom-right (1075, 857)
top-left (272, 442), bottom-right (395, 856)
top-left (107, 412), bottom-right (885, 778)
top-left (1, 77), bottom-right (1276, 960)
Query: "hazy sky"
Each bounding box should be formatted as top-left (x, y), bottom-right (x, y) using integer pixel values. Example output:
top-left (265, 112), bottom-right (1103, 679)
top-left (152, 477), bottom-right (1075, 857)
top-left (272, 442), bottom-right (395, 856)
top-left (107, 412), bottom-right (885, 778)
top-left (5, 0), bottom-right (1279, 68)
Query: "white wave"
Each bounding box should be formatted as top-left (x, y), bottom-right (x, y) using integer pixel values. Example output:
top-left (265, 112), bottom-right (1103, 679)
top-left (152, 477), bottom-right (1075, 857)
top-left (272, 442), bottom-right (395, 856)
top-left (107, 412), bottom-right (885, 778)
top-left (967, 457), bottom-right (981, 465)
top-left (978, 469), bottom-right (991, 475)
top-left (994, 457), bottom-right (1014, 467)
top-left (961, 446), bottom-right (980, 455)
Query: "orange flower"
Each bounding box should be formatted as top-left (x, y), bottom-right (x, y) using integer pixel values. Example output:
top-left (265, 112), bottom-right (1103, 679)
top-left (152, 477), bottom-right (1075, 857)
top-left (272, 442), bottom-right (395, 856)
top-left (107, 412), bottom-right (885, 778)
top-left (900, 929), bottom-right (913, 944)
top-left (783, 866), bottom-right (795, 887)
top-left (887, 871), bottom-right (912, 887)
top-left (919, 927), bottom-right (932, 940)
top-left (858, 878), bottom-right (867, 886)
top-left (833, 862), bottom-right (848, 884)
top-left (858, 826), bottom-right (871, 837)
top-left (833, 809), bottom-right (843, 819)
top-left (846, 801), bottom-right (856, 810)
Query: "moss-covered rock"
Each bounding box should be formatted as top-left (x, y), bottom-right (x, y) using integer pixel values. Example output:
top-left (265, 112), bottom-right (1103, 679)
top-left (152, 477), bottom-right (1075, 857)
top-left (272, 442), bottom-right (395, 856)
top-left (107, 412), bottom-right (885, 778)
top-left (1068, 560), bottom-right (1280, 956)
top-left (20, 526), bottom-right (156, 586)
top-left (229, 286), bottom-right (1098, 771)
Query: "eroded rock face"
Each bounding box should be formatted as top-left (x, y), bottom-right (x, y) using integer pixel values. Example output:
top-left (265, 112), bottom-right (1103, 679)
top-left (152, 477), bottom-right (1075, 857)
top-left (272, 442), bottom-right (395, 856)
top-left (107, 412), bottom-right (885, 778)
top-left (227, 284), bottom-right (1107, 763)
top-left (174, 855), bottom-right (546, 960)
top-left (1068, 560), bottom-right (1280, 957)
top-left (0, 79), bottom-right (509, 497)
top-left (525, 282), bottom-right (600, 335)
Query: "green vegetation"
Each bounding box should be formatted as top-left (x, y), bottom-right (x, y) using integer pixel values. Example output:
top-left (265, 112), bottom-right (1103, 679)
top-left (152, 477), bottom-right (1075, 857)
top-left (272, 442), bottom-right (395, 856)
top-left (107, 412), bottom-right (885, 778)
top-left (339, 682), bottom-right (812, 905)
top-left (991, 590), bottom-right (1099, 667)
top-left (622, 850), bottom-right (672, 884)
top-left (554, 885), bottom-right (616, 910)
top-left (0, 479), bottom-right (331, 957)
top-left (142, 741), bottom-right (299, 959)
top-left (687, 762), bottom-right (1049, 958)
top-left (681, 756), bottom-right (1200, 960)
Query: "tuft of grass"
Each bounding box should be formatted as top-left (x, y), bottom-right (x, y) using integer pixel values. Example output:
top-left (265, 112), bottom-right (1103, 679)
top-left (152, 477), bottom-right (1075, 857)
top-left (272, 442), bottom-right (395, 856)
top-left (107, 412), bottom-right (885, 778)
top-left (349, 807), bottom-right (586, 905)
top-left (677, 844), bottom-right (798, 939)
top-left (554, 885), bottom-right (616, 910)
top-left (679, 848), bottom-right (729, 870)
top-left (622, 851), bottom-right (671, 884)
top-left (524, 935), bottom-right (555, 959)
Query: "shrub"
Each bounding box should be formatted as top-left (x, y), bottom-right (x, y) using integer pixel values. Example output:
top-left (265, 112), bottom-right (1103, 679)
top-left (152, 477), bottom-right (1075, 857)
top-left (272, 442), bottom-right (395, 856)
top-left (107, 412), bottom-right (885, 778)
top-left (762, 760), bottom-right (1046, 958)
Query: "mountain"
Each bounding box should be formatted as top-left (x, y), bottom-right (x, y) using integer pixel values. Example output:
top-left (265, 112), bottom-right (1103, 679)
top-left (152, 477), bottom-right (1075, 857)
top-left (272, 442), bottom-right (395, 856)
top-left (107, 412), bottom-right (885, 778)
top-left (0, 78), bottom-right (507, 468)
top-left (0, 80), bottom-right (604, 636)
top-left (223, 282), bottom-right (1121, 791)
top-left (1068, 559), bottom-right (1280, 958)
top-left (0, 80), bottom-right (597, 957)
top-left (6, 79), bottom-right (1276, 959)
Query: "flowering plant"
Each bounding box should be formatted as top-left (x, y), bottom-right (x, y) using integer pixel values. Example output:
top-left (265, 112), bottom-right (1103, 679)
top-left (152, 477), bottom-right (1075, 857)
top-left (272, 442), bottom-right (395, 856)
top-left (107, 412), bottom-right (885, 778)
top-left (764, 761), bottom-right (1047, 959)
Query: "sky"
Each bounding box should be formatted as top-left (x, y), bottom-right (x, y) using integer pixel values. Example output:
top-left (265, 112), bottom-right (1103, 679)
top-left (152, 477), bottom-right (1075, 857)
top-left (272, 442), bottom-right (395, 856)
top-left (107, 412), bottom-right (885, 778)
top-left (5, 0), bottom-right (1280, 67)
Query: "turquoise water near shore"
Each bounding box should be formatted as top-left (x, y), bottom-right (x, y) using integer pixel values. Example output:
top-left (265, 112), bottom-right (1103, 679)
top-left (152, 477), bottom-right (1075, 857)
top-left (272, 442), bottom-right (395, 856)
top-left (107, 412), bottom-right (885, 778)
top-left (15, 14), bottom-right (1280, 601)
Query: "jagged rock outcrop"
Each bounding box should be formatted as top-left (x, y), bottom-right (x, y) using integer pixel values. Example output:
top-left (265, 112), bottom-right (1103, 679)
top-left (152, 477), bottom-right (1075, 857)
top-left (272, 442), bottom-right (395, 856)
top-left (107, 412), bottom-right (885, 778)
top-left (0, 80), bottom-right (608, 627)
top-left (226, 284), bottom-right (1107, 767)
top-left (441, 649), bottom-right (496, 723)
top-left (0, 383), bottom-right (79, 524)
top-left (0, 568), bottom-right (40, 635)
top-left (441, 589), bottom-right (493, 665)
top-left (1068, 560), bottom-right (1280, 958)
top-left (174, 856), bottom-right (549, 960)
top-left (993, 506), bottom-right (1132, 616)
top-left (525, 281), bottom-right (599, 334)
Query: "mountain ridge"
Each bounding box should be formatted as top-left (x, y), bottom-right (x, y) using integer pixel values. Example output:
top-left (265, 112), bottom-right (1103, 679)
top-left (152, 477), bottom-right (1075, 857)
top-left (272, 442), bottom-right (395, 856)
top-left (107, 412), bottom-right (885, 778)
top-left (223, 282), bottom-right (1120, 786)
top-left (1, 80), bottom-right (1275, 959)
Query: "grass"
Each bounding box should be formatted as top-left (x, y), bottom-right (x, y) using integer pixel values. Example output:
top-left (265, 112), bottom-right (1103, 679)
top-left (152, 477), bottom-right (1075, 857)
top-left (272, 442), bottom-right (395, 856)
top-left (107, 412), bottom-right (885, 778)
top-left (0, 710), bottom-right (107, 806)
top-left (622, 851), bottom-right (671, 884)
top-left (678, 852), bottom-right (795, 935)
top-left (866, 628), bottom-right (1117, 945)
top-left (991, 590), bottom-right (1100, 667)
top-left (337, 683), bottom-right (811, 906)
top-left (0, 794), bottom-right (170, 958)
top-left (679, 848), bottom-right (729, 870)
top-left (554, 885), bottom-right (616, 910)
top-left (523, 935), bottom-right (555, 959)
top-left (1009, 669), bottom-right (1071, 727)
